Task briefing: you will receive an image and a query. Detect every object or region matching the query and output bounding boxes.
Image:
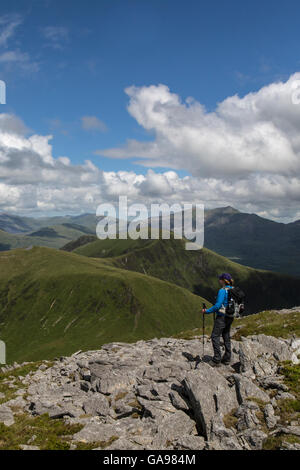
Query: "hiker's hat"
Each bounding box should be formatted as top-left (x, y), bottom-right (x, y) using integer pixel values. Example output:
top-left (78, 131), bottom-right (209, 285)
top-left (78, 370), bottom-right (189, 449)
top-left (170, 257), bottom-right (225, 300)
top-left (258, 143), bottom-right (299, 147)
top-left (218, 273), bottom-right (232, 282)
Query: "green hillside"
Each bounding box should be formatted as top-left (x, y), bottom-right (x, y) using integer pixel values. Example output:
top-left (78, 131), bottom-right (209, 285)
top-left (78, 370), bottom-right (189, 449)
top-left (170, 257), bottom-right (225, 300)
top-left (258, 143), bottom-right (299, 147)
top-left (0, 246), bottom-right (210, 363)
top-left (2, 208), bottom-right (300, 277)
top-left (60, 234), bottom-right (97, 252)
top-left (0, 229), bottom-right (32, 251)
top-left (74, 236), bottom-right (154, 258)
top-left (0, 212), bottom-right (98, 234)
top-left (73, 236), bottom-right (300, 313)
top-left (0, 223), bottom-right (95, 251)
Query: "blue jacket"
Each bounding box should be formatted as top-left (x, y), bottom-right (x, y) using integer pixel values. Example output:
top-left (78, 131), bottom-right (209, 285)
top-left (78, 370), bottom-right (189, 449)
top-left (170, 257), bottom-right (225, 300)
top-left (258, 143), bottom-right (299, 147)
top-left (206, 286), bottom-right (233, 315)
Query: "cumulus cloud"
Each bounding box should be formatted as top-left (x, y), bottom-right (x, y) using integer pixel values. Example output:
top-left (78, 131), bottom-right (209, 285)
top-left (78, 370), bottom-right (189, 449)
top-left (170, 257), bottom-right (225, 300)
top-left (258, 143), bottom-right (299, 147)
top-left (81, 115), bottom-right (108, 133)
top-left (93, 74), bottom-right (300, 221)
top-left (97, 75), bottom-right (300, 178)
top-left (0, 113), bottom-right (106, 213)
top-left (2, 70), bottom-right (300, 222)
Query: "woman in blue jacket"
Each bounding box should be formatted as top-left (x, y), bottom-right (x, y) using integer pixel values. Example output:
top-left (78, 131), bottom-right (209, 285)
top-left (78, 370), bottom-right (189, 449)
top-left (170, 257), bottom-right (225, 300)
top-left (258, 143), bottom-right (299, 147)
top-left (202, 273), bottom-right (234, 367)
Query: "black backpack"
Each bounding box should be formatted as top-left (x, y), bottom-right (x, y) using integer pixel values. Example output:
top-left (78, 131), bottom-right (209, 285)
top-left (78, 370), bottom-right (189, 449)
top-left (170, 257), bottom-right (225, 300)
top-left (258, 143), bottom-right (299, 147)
top-left (225, 286), bottom-right (245, 318)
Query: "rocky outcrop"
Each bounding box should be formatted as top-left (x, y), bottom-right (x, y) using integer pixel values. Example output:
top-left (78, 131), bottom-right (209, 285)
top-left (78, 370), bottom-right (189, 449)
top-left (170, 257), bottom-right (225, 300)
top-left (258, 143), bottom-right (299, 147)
top-left (1, 332), bottom-right (299, 450)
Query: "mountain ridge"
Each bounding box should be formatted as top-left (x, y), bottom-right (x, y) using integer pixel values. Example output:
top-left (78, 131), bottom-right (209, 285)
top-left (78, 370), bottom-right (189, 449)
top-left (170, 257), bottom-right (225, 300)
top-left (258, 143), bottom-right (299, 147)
top-left (69, 236), bottom-right (300, 314)
top-left (1, 206), bottom-right (299, 276)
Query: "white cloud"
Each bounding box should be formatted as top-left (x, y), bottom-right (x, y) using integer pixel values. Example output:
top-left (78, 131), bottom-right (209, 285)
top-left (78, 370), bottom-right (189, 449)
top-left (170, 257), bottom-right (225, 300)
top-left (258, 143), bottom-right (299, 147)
top-left (97, 76), bottom-right (300, 179)
top-left (42, 26), bottom-right (69, 49)
top-left (0, 14), bottom-right (22, 48)
top-left (1, 81), bottom-right (300, 222)
top-left (92, 74), bottom-right (300, 221)
top-left (0, 113), bottom-right (29, 135)
top-left (0, 14), bottom-right (39, 73)
top-left (81, 115), bottom-right (108, 133)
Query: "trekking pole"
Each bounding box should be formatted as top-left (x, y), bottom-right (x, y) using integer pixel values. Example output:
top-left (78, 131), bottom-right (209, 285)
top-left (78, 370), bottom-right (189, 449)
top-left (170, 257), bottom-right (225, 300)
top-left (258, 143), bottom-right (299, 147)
top-left (202, 303), bottom-right (206, 357)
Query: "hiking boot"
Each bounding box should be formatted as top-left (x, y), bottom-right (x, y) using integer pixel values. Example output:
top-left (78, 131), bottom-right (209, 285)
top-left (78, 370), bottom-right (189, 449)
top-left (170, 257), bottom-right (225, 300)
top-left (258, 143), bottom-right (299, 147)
top-left (221, 357), bottom-right (231, 366)
top-left (207, 359), bottom-right (221, 368)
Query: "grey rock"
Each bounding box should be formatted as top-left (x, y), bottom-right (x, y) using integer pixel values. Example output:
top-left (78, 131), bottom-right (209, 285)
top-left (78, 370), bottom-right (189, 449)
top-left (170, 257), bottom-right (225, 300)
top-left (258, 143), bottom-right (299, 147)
top-left (19, 445), bottom-right (40, 450)
top-left (0, 404), bottom-right (14, 426)
top-left (169, 390), bottom-right (189, 411)
top-left (151, 410), bottom-right (197, 448)
top-left (264, 404), bottom-right (277, 429)
top-left (5, 396), bottom-right (27, 409)
top-left (182, 364), bottom-right (238, 439)
top-left (94, 374), bottom-right (135, 395)
top-left (82, 395), bottom-right (110, 416)
top-left (210, 413), bottom-right (242, 450)
top-left (289, 338), bottom-right (300, 364)
top-left (80, 381), bottom-right (90, 392)
top-left (275, 391), bottom-right (296, 400)
top-left (103, 437), bottom-right (142, 450)
top-left (259, 376), bottom-right (288, 391)
top-left (279, 425), bottom-right (300, 437)
top-left (12, 330), bottom-right (300, 450)
top-left (30, 399), bottom-right (75, 419)
top-left (280, 441), bottom-right (300, 450)
top-left (240, 428), bottom-right (267, 450)
top-left (72, 421), bottom-right (124, 443)
top-left (113, 399), bottom-right (136, 418)
top-left (253, 360), bottom-right (275, 378)
top-left (137, 395), bottom-right (177, 419)
top-left (235, 402), bottom-right (260, 431)
top-left (254, 335), bottom-right (292, 362)
top-left (232, 374), bottom-right (270, 404)
top-left (128, 435), bottom-right (154, 448)
top-left (172, 435), bottom-right (206, 450)
top-left (27, 434), bottom-right (37, 444)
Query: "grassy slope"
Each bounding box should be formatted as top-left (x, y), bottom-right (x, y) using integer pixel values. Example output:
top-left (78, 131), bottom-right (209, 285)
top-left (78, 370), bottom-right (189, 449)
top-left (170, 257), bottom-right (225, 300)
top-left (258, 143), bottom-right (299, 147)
top-left (232, 310), bottom-right (300, 340)
top-left (73, 236), bottom-right (300, 314)
top-left (0, 246), bottom-right (210, 363)
top-left (0, 213), bottom-right (98, 234)
top-left (174, 309), bottom-right (300, 340)
top-left (0, 224), bottom-right (95, 251)
top-left (0, 229), bottom-right (35, 251)
top-left (74, 236), bottom-right (154, 258)
top-left (60, 234), bottom-right (97, 252)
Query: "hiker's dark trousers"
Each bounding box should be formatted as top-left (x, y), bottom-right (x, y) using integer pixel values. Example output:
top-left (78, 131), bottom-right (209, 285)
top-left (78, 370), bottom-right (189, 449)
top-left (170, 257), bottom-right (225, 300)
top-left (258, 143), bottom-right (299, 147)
top-left (211, 314), bottom-right (234, 363)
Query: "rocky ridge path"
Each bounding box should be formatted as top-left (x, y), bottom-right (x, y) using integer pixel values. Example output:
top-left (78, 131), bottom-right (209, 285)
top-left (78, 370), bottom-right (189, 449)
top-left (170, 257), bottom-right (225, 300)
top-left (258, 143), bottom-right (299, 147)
top-left (1, 327), bottom-right (300, 450)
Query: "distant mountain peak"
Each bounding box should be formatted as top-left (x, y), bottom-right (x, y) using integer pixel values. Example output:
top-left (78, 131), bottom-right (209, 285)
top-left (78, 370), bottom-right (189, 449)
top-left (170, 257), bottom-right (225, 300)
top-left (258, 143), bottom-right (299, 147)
top-left (219, 205), bottom-right (240, 213)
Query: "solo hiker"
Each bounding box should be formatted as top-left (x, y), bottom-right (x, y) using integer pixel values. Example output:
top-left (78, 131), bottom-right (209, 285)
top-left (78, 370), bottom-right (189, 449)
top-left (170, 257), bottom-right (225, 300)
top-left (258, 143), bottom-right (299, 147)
top-left (202, 273), bottom-right (244, 367)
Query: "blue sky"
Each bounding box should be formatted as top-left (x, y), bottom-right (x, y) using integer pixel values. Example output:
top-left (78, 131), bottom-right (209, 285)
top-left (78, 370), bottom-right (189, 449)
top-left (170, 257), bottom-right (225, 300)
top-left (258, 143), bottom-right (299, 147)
top-left (1, 0), bottom-right (300, 220)
top-left (1, 0), bottom-right (299, 171)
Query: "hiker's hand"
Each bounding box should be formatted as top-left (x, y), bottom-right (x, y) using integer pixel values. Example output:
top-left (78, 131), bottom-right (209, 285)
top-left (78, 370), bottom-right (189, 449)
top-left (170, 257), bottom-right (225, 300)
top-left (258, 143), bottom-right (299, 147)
top-left (202, 309), bottom-right (206, 314)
